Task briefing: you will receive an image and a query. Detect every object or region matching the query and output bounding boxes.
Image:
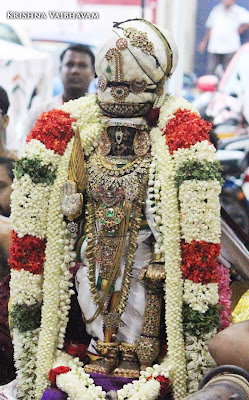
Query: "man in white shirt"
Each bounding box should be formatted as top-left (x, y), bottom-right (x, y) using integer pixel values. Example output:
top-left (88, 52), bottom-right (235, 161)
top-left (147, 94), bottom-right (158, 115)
top-left (19, 43), bottom-right (95, 154)
top-left (198, 0), bottom-right (249, 74)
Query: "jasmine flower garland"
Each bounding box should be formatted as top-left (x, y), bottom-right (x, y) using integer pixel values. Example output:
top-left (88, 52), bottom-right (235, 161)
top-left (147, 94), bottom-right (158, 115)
top-left (183, 280), bottom-right (219, 313)
top-left (179, 180), bottom-right (221, 243)
top-left (61, 94), bottom-right (104, 155)
top-left (10, 176), bottom-right (52, 239)
top-left (12, 328), bottom-right (40, 400)
top-left (173, 140), bottom-right (217, 170)
top-left (150, 126), bottom-right (187, 400)
top-left (169, 112), bottom-right (222, 393)
top-left (22, 139), bottom-right (61, 166)
top-left (146, 157), bottom-right (164, 257)
top-left (185, 330), bottom-right (216, 393)
top-left (34, 139), bottom-right (74, 400)
top-left (10, 269), bottom-right (43, 306)
top-left (9, 108), bottom-right (77, 399)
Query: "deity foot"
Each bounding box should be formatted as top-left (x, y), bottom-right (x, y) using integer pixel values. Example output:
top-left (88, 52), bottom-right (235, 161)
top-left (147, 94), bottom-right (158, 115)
top-left (84, 340), bottom-right (120, 375)
top-left (84, 357), bottom-right (119, 375)
top-left (113, 342), bottom-right (140, 378)
top-left (136, 336), bottom-right (160, 370)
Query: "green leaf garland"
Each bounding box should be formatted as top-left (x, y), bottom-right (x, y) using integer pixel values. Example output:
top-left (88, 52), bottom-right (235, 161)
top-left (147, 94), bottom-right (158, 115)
top-left (10, 301), bottom-right (41, 332)
top-left (14, 157), bottom-right (57, 185)
top-left (175, 160), bottom-right (223, 188)
top-left (182, 304), bottom-right (220, 336)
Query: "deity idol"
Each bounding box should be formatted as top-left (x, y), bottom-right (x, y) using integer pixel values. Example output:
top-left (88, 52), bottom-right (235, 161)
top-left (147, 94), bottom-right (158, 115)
top-left (6, 19), bottom-right (227, 400)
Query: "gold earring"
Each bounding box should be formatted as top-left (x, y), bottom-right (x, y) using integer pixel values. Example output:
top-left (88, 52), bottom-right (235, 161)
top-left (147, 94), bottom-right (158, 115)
top-left (98, 128), bottom-right (112, 156)
top-left (133, 131), bottom-right (150, 156)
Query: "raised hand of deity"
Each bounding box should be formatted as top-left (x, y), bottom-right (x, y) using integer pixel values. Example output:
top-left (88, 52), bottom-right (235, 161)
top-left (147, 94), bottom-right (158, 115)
top-left (60, 180), bottom-right (83, 220)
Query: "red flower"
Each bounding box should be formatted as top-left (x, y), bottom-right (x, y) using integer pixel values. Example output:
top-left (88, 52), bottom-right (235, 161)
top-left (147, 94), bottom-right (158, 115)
top-left (181, 240), bottom-right (220, 284)
top-left (9, 231), bottom-right (46, 274)
top-left (48, 366), bottom-right (71, 385)
top-left (147, 375), bottom-right (171, 396)
top-left (65, 342), bottom-right (87, 361)
top-left (163, 109), bottom-right (212, 154)
top-left (27, 109), bottom-right (76, 155)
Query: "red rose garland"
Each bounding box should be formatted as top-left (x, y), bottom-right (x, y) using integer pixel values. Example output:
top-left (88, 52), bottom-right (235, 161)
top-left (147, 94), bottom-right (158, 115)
top-left (27, 109), bottom-right (76, 155)
top-left (163, 109), bottom-right (212, 154)
top-left (9, 231), bottom-right (46, 274)
top-left (181, 240), bottom-right (220, 284)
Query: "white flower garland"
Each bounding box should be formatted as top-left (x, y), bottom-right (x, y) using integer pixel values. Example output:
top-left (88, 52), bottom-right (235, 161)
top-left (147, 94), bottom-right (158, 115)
top-left (183, 280), bottom-right (219, 313)
top-left (34, 138), bottom-right (74, 400)
top-left (146, 159), bottom-right (164, 257)
top-left (173, 140), bottom-right (217, 170)
top-left (56, 227), bottom-right (76, 350)
top-left (10, 175), bottom-right (51, 239)
top-left (179, 180), bottom-right (221, 243)
top-left (12, 328), bottom-right (40, 400)
top-left (173, 137), bottom-right (221, 392)
top-left (118, 358), bottom-right (172, 400)
top-left (118, 379), bottom-right (160, 400)
top-left (57, 369), bottom-right (106, 400)
top-left (61, 94), bottom-right (103, 156)
top-left (185, 330), bottom-right (217, 393)
top-left (52, 350), bottom-right (106, 400)
top-left (150, 126), bottom-right (187, 399)
top-left (10, 269), bottom-right (43, 306)
top-left (22, 139), bottom-right (61, 166)
top-left (10, 141), bottom-right (56, 399)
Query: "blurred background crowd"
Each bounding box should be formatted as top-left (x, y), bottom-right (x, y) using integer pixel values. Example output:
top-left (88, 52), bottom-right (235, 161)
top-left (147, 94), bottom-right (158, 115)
top-left (1, 0), bottom-right (249, 307)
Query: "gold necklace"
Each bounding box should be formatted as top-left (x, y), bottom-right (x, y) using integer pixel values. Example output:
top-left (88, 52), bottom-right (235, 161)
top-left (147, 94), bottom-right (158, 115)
top-left (86, 152), bottom-right (151, 204)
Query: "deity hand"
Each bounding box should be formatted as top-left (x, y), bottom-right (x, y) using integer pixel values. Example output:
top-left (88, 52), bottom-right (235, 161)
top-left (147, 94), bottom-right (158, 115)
top-left (60, 180), bottom-right (83, 220)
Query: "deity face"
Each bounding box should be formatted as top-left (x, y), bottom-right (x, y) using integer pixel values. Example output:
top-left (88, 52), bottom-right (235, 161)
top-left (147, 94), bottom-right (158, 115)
top-left (60, 50), bottom-right (94, 96)
top-left (107, 126), bottom-right (136, 156)
top-left (0, 164), bottom-right (12, 217)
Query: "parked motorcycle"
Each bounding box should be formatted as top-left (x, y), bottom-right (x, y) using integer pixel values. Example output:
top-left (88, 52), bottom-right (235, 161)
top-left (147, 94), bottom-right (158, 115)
top-left (193, 78), bottom-right (245, 140)
top-left (217, 149), bottom-right (249, 234)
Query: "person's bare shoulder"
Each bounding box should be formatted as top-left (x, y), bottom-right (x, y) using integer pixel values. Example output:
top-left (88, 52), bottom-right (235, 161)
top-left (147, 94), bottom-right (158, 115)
top-left (0, 215), bottom-right (12, 252)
